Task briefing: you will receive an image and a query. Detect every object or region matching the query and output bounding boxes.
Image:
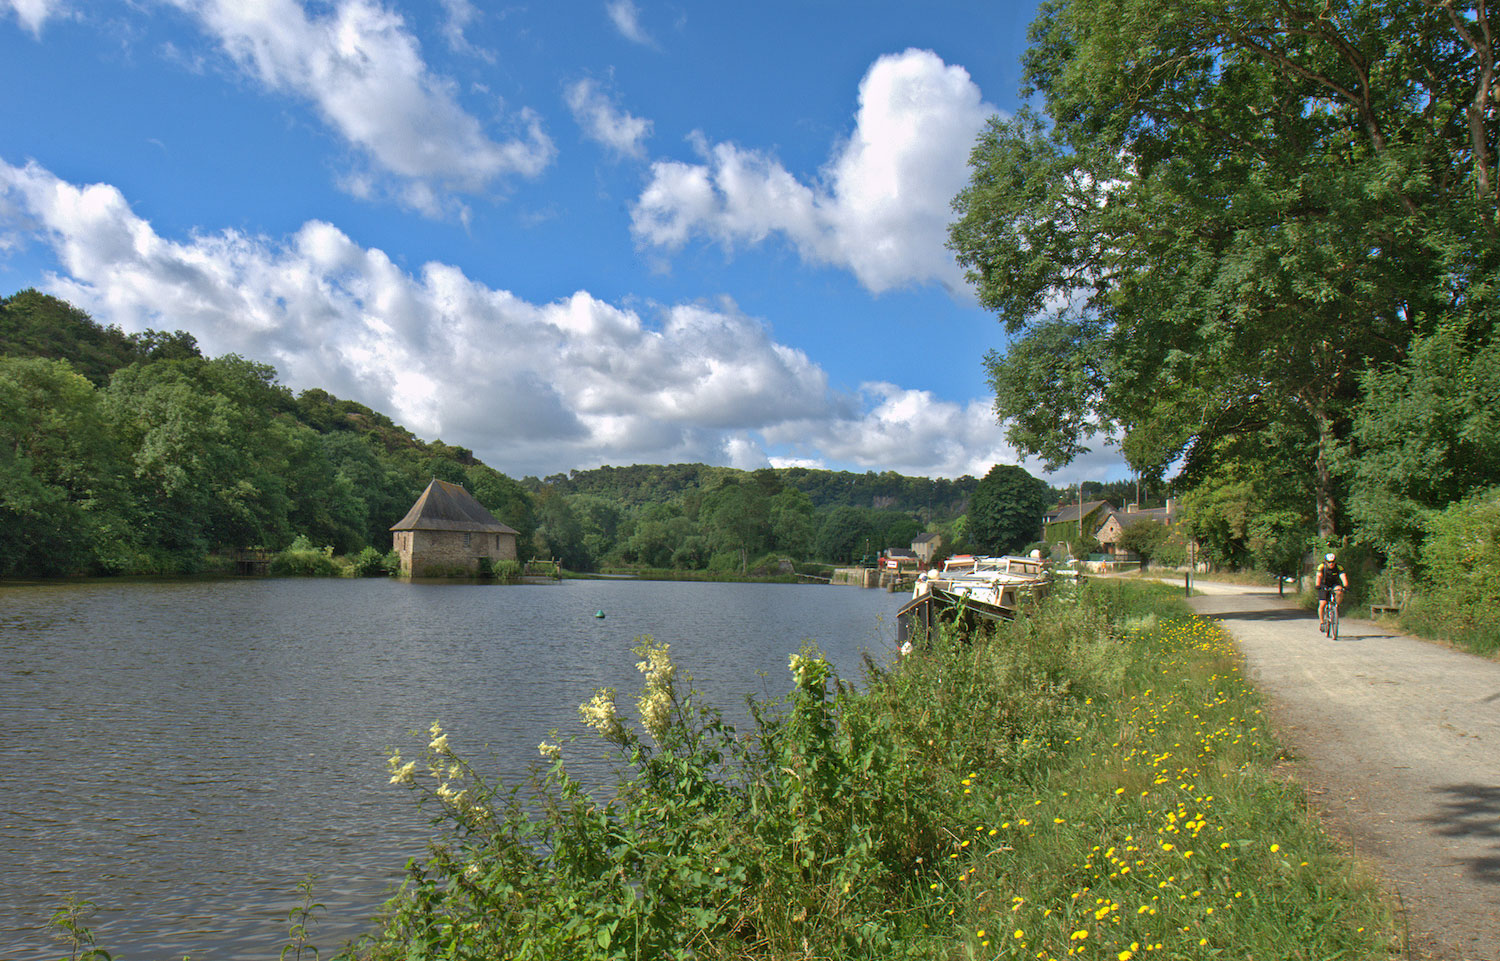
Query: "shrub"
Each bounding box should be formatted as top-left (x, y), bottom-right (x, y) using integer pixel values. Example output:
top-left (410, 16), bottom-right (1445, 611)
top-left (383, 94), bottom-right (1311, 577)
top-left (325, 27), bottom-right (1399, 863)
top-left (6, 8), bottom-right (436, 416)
top-left (349, 546), bottom-right (388, 577)
top-left (1404, 489), bottom-right (1500, 655)
top-left (271, 536), bottom-right (342, 577)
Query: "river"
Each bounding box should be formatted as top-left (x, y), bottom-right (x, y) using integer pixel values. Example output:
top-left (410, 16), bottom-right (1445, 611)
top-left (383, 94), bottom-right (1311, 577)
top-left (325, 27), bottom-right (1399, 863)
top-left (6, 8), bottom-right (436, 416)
top-left (0, 577), bottom-right (902, 960)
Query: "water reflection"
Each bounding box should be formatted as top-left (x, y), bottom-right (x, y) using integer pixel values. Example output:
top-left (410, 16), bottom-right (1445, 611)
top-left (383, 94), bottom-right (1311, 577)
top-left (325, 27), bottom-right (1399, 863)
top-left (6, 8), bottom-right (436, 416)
top-left (0, 578), bottom-right (899, 959)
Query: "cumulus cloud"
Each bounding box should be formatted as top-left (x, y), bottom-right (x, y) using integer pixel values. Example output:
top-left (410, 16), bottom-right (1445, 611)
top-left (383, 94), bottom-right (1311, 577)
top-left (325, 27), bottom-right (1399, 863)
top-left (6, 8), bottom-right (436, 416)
top-left (4, 0), bottom-right (65, 35)
top-left (605, 0), bottom-right (653, 46)
top-left (166, 0), bottom-right (553, 216)
top-left (632, 48), bottom-right (995, 295)
top-left (0, 158), bottom-right (1064, 479)
top-left (565, 78), bottom-right (652, 159)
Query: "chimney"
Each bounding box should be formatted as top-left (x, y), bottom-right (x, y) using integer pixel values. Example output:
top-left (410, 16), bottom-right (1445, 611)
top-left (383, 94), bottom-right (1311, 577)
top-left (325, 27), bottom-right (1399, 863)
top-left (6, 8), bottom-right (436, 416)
top-left (1126, 503), bottom-right (1138, 513)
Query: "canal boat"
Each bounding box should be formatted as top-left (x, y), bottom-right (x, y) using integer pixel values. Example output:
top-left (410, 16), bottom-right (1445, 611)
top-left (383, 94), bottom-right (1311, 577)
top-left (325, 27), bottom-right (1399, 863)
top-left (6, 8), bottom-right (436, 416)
top-left (896, 553), bottom-right (1055, 644)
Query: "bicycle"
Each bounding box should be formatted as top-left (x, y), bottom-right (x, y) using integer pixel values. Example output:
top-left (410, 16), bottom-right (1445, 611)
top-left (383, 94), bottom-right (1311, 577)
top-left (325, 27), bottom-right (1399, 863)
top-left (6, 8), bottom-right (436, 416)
top-left (1320, 586), bottom-right (1343, 640)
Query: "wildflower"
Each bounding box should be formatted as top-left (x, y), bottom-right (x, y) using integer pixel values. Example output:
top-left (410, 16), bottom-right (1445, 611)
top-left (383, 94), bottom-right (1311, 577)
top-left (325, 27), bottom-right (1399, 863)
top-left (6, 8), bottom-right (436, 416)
top-left (538, 741), bottom-right (561, 761)
top-left (388, 761), bottom-right (416, 785)
top-left (580, 688), bottom-right (622, 738)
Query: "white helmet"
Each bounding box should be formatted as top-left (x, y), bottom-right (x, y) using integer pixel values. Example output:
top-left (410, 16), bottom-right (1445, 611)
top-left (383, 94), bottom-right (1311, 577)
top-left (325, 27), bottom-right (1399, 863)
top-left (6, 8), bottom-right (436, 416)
top-left (1325, 552), bottom-right (1336, 562)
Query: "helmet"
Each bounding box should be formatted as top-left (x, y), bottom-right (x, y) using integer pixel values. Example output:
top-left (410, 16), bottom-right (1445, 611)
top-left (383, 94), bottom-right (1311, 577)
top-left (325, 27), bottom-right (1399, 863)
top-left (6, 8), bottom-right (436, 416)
top-left (1325, 552), bottom-right (1336, 562)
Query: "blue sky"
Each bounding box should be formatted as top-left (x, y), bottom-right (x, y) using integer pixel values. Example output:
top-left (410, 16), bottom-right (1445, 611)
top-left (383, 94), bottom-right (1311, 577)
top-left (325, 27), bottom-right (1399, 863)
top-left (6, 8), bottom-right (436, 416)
top-left (0, 0), bottom-right (1127, 484)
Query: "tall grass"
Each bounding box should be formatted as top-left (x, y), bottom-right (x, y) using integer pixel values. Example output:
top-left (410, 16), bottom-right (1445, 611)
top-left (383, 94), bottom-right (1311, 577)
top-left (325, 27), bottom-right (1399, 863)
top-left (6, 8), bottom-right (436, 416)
top-left (348, 580), bottom-right (1396, 960)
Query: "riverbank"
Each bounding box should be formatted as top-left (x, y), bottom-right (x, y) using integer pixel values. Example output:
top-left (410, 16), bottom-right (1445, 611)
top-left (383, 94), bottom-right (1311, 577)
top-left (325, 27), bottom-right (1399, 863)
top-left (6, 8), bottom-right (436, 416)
top-left (343, 579), bottom-right (1397, 960)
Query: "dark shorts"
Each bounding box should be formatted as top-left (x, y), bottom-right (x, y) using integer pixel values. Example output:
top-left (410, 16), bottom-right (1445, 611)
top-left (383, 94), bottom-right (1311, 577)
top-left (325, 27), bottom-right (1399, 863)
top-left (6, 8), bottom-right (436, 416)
top-left (1317, 586), bottom-right (1343, 601)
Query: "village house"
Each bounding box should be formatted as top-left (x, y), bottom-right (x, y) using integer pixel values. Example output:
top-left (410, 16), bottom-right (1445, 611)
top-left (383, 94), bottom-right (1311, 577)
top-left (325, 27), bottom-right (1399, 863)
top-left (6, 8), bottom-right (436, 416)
top-left (1046, 499), bottom-right (1179, 557)
top-left (911, 531), bottom-right (943, 564)
top-left (390, 479), bottom-right (519, 577)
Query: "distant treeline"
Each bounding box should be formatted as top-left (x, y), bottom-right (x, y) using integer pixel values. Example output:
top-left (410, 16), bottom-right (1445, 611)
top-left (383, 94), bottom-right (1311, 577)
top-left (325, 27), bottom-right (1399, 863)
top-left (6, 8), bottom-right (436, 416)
top-left (1, 289), bottom-right (1049, 579)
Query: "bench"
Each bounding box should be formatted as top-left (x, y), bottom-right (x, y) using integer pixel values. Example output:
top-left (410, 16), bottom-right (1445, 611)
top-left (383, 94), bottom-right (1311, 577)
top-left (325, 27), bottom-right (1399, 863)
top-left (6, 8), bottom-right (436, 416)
top-left (1369, 604), bottom-right (1401, 617)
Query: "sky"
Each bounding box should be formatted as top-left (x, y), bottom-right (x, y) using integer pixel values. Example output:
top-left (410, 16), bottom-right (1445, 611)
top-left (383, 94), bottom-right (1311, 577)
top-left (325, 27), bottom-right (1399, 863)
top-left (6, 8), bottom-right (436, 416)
top-left (0, 0), bottom-right (1129, 485)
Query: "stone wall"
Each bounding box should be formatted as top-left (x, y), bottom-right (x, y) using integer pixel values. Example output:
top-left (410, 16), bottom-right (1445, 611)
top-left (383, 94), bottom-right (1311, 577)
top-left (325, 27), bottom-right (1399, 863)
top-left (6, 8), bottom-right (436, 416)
top-left (395, 529), bottom-right (518, 576)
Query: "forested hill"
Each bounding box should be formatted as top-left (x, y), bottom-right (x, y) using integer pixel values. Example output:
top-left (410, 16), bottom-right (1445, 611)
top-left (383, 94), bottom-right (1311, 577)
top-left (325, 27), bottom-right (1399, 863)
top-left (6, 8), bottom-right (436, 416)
top-left (535, 463), bottom-right (978, 517)
top-left (1, 289), bottom-right (1004, 579)
top-left (1, 288), bottom-right (535, 576)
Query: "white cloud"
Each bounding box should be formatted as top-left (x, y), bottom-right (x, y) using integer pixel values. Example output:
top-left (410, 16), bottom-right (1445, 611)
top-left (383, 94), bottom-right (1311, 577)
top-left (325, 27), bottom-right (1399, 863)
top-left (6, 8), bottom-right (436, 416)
top-left (0, 158), bottom-right (1070, 479)
top-left (4, 0), bottom-right (64, 35)
top-left (167, 0), bottom-right (553, 216)
top-left (438, 0), bottom-right (494, 62)
top-left (565, 79), bottom-right (652, 159)
top-left (605, 0), bottom-right (653, 46)
top-left (632, 48), bottom-right (995, 295)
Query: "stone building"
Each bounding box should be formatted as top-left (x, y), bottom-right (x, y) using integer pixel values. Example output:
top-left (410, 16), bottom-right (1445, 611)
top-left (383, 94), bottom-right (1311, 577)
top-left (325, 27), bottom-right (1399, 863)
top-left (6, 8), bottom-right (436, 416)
top-left (390, 479), bottom-right (519, 576)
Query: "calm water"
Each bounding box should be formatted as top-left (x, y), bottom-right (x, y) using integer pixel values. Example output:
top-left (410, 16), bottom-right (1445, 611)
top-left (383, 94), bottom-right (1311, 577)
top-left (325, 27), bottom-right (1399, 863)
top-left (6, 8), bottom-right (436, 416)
top-left (0, 577), bottom-right (901, 960)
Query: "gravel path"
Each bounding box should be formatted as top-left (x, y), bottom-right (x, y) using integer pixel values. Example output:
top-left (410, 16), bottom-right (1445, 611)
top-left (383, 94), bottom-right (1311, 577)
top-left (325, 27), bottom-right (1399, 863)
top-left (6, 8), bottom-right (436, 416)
top-left (1183, 582), bottom-right (1500, 960)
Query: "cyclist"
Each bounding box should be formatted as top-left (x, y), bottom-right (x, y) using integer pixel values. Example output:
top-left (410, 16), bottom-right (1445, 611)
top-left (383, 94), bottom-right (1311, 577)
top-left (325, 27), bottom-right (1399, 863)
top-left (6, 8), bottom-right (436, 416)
top-left (1315, 552), bottom-right (1348, 628)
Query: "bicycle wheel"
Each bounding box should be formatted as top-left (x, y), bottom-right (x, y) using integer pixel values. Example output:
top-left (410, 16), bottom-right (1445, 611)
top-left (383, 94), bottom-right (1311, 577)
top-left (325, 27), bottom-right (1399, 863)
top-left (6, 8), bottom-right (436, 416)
top-left (1330, 602), bottom-right (1339, 640)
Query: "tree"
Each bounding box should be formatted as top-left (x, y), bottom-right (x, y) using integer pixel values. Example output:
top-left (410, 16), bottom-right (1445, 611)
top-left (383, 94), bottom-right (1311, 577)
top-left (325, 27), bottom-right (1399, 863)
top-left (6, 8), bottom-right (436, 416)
top-left (0, 357), bottom-right (134, 574)
top-left (702, 479), bottom-right (770, 573)
top-left (949, 0), bottom-right (1500, 539)
top-left (1347, 324), bottom-right (1500, 568)
top-left (1116, 519), bottom-right (1170, 565)
top-left (967, 464), bottom-right (1052, 555)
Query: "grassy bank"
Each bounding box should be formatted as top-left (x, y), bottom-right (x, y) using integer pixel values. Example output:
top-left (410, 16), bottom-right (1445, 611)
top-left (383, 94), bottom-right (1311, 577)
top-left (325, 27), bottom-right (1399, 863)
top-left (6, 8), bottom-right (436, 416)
top-left (342, 580), bottom-right (1394, 960)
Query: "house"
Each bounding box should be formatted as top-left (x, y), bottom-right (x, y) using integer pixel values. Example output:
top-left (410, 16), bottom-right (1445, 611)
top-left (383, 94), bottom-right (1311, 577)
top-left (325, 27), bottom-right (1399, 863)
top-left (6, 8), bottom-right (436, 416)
top-left (912, 532), bottom-right (943, 563)
top-left (390, 479), bottom-right (519, 577)
top-left (1095, 499), bottom-right (1180, 556)
top-left (1044, 498), bottom-right (1182, 556)
top-left (883, 547), bottom-right (920, 571)
top-left (1042, 499), bottom-right (1115, 551)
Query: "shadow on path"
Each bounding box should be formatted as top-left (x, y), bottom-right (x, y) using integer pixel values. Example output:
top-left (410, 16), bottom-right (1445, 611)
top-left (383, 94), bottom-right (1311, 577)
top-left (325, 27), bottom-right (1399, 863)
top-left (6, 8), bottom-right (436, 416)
top-left (1423, 783), bottom-right (1500, 886)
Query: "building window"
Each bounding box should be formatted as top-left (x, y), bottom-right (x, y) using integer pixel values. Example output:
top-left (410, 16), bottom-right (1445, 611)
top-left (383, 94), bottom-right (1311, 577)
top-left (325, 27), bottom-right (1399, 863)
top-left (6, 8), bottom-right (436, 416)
top-left (464, 532), bottom-right (471, 547)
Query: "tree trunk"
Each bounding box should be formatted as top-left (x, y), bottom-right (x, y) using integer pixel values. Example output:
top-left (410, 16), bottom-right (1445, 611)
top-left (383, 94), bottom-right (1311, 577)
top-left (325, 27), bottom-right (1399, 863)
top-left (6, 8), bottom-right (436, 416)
top-left (1314, 406), bottom-right (1337, 539)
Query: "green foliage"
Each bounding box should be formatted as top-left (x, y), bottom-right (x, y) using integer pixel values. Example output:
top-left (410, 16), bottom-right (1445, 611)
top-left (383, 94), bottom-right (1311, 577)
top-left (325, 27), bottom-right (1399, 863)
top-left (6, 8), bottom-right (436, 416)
top-left (358, 583), bottom-right (1395, 960)
top-left (0, 291), bottom-right (536, 578)
top-left (271, 537), bottom-right (343, 577)
top-left (350, 546), bottom-right (389, 577)
top-left (1114, 519), bottom-right (1169, 564)
top-left (950, 0), bottom-right (1500, 538)
top-left (282, 875), bottom-right (325, 961)
top-left (0, 356), bottom-right (135, 576)
top-left (47, 895), bottom-right (111, 961)
top-left (968, 463), bottom-right (1051, 554)
top-left (1404, 490), bottom-right (1500, 655)
top-left (1348, 325), bottom-right (1500, 569)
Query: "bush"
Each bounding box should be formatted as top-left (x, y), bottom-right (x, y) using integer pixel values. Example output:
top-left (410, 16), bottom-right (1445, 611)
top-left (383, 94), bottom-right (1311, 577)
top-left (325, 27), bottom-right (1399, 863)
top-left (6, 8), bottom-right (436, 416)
top-left (349, 546), bottom-right (388, 577)
top-left (1403, 489), bottom-right (1500, 655)
top-left (271, 535), bottom-right (343, 577)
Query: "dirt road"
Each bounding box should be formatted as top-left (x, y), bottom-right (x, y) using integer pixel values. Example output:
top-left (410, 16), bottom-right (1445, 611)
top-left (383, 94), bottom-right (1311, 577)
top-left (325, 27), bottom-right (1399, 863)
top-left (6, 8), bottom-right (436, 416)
top-left (1184, 583), bottom-right (1500, 960)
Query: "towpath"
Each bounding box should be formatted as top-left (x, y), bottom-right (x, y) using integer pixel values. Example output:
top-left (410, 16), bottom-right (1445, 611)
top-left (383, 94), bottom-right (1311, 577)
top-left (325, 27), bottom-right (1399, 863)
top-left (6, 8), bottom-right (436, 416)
top-left (1180, 581), bottom-right (1500, 960)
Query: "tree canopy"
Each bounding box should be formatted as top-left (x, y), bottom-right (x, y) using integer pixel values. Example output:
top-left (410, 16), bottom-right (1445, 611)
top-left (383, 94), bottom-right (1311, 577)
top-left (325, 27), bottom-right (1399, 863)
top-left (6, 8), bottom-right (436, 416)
top-left (950, 0), bottom-right (1500, 541)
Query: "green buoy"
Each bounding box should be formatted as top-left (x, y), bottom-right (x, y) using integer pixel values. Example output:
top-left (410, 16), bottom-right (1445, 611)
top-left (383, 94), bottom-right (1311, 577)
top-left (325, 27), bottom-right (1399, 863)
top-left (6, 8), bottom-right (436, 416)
top-left (595, 610), bottom-right (606, 618)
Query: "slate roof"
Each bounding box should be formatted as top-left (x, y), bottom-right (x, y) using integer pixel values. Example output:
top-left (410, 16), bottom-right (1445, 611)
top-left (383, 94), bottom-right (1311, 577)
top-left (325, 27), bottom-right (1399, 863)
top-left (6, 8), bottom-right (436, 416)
top-left (390, 479), bottom-right (519, 534)
top-left (1046, 500), bottom-right (1115, 525)
top-left (912, 532), bottom-right (942, 545)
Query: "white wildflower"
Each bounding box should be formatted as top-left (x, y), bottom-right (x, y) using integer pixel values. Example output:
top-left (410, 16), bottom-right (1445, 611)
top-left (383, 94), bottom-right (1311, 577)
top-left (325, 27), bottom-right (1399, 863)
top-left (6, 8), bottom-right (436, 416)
top-left (580, 688), bottom-right (621, 738)
top-left (538, 741), bottom-right (561, 761)
top-left (388, 761), bottom-right (417, 785)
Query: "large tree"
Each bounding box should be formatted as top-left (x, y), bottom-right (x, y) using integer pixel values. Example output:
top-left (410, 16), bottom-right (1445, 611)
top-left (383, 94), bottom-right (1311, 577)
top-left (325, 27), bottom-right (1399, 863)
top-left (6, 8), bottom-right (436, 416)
top-left (968, 464), bottom-right (1052, 554)
top-left (950, 0), bottom-right (1500, 538)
